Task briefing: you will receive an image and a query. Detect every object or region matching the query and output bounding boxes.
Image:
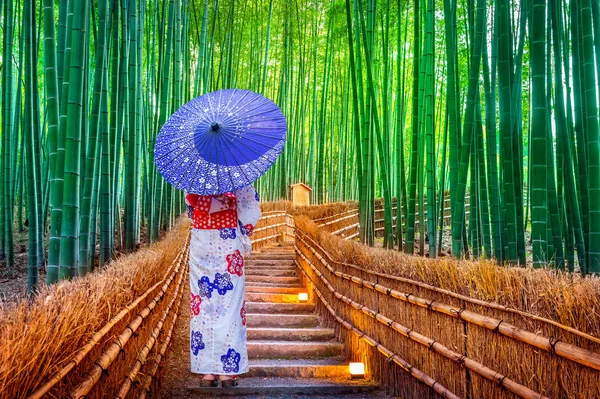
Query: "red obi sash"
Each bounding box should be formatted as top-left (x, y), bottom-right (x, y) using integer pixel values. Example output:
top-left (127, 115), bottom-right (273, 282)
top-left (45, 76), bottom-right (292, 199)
top-left (185, 192), bottom-right (238, 229)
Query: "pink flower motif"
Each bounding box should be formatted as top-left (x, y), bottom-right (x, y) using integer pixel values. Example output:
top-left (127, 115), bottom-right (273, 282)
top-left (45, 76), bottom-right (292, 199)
top-left (240, 300), bottom-right (246, 326)
top-left (244, 224), bottom-right (255, 236)
top-left (226, 250), bottom-right (244, 276)
top-left (190, 293), bottom-right (202, 316)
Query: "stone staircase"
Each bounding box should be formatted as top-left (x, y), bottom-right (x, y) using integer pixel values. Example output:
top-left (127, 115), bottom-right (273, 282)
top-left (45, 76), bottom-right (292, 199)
top-left (191, 242), bottom-right (386, 398)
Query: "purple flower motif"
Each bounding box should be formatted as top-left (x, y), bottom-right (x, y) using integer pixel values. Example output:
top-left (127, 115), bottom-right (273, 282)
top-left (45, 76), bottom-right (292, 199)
top-left (214, 303), bottom-right (228, 317)
top-left (221, 348), bottom-right (241, 373)
top-left (191, 330), bottom-right (205, 355)
top-left (198, 276), bottom-right (214, 298)
top-left (213, 272), bottom-right (234, 295)
top-left (220, 228), bottom-right (237, 240)
top-left (186, 204), bottom-right (194, 219)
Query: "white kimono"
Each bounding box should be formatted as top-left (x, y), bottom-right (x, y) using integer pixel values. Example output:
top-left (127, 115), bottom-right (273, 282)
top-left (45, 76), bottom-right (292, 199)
top-left (187, 185), bottom-right (261, 375)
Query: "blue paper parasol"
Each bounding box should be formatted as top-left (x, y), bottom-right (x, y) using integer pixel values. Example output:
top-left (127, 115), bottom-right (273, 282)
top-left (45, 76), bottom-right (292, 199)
top-left (154, 89), bottom-right (287, 195)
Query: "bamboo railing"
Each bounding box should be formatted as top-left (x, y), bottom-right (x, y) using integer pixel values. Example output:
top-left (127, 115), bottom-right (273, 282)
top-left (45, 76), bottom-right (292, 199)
top-left (315, 195), bottom-right (474, 240)
top-left (295, 210), bottom-right (600, 399)
top-left (27, 236), bottom-right (190, 399)
top-left (252, 210), bottom-right (295, 249)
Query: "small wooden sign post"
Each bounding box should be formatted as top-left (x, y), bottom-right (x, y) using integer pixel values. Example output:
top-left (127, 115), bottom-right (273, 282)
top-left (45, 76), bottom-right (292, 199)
top-left (289, 183), bottom-right (312, 207)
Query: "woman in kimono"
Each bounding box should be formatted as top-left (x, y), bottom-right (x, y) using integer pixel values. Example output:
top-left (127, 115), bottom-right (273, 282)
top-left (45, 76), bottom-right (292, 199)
top-left (185, 184), bottom-right (261, 387)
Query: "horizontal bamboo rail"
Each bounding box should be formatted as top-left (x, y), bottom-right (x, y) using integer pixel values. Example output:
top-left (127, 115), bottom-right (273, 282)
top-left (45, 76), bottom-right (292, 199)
top-left (296, 250), bottom-right (549, 399)
top-left (261, 210), bottom-right (290, 217)
top-left (114, 253), bottom-right (187, 399)
top-left (319, 213), bottom-right (358, 227)
top-left (331, 222), bottom-right (359, 236)
top-left (137, 301), bottom-right (181, 399)
top-left (297, 230), bottom-right (600, 346)
top-left (344, 231), bottom-right (359, 240)
top-left (296, 232), bottom-right (600, 370)
top-left (252, 211), bottom-right (295, 249)
top-left (68, 239), bottom-right (189, 398)
top-left (27, 237), bottom-right (190, 399)
top-left (296, 260), bottom-right (462, 399)
top-left (312, 208), bottom-right (358, 224)
top-left (259, 212), bottom-right (288, 220)
top-left (253, 222), bottom-right (288, 233)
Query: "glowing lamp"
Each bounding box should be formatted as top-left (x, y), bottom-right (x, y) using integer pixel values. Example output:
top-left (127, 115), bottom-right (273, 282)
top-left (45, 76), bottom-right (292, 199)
top-left (298, 292), bottom-right (309, 303)
top-left (349, 362), bottom-right (365, 379)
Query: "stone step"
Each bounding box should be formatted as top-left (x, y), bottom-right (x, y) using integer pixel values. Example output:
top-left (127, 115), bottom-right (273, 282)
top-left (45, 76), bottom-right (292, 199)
top-left (245, 302), bottom-right (314, 314)
top-left (243, 280), bottom-right (302, 288)
top-left (246, 313), bottom-right (320, 328)
top-left (245, 269), bottom-right (297, 277)
top-left (249, 253), bottom-right (296, 261)
top-left (248, 341), bottom-right (344, 359)
top-left (244, 262), bottom-right (297, 270)
top-left (245, 262), bottom-right (296, 269)
top-left (245, 292), bottom-right (300, 303)
top-left (264, 243), bottom-right (295, 249)
top-left (278, 241), bottom-right (296, 247)
top-left (187, 377), bottom-right (379, 397)
top-left (247, 358), bottom-right (348, 378)
top-left (246, 259), bottom-right (296, 266)
top-left (247, 327), bottom-right (335, 341)
top-left (256, 249), bottom-right (295, 254)
top-left (244, 268), bottom-right (297, 275)
top-left (244, 266), bottom-right (297, 273)
top-left (245, 275), bottom-right (300, 285)
top-left (246, 286), bottom-right (304, 294)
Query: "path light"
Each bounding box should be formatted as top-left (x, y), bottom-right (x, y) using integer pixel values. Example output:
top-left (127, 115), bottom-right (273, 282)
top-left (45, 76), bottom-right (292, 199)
top-left (298, 292), bottom-right (308, 303)
top-left (349, 362), bottom-right (365, 379)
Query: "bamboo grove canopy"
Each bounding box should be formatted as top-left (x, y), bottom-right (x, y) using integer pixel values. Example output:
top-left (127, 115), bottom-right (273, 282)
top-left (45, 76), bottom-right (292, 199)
top-left (0, 0), bottom-right (599, 294)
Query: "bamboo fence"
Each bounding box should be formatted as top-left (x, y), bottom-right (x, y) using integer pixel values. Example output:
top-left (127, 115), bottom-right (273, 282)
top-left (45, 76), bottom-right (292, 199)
top-left (26, 238), bottom-right (189, 399)
top-left (252, 210), bottom-right (295, 249)
top-left (0, 218), bottom-right (191, 399)
top-left (293, 210), bottom-right (600, 399)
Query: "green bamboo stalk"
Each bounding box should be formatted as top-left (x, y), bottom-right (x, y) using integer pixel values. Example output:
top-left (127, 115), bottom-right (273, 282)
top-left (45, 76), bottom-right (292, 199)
top-left (579, 0), bottom-right (600, 273)
top-left (24, 0), bottom-right (41, 293)
top-left (528, 0), bottom-right (548, 267)
top-left (405, 0), bottom-right (420, 255)
top-left (424, 0), bottom-right (437, 257)
top-left (48, 0), bottom-right (74, 284)
top-left (451, 0), bottom-right (485, 259)
top-left (125, 0), bottom-right (139, 251)
top-left (80, 0), bottom-right (110, 274)
top-left (3, 0), bottom-right (15, 269)
top-left (151, 0), bottom-right (175, 241)
top-left (482, 7), bottom-right (503, 262)
top-left (59, 0), bottom-right (89, 279)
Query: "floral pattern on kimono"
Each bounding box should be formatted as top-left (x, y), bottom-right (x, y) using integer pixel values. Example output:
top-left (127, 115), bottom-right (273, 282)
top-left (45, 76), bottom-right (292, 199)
top-left (220, 228), bottom-right (237, 240)
top-left (240, 300), bottom-right (247, 326)
top-left (198, 276), bottom-right (213, 299)
top-left (226, 250), bottom-right (244, 277)
top-left (190, 293), bottom-right (202, 316)
top-left (188, 185), bottom-right (261, 375)
top-left (221, 348), bottom-right (242, 373)
top-left (191, 331), bottom-right (206, 355)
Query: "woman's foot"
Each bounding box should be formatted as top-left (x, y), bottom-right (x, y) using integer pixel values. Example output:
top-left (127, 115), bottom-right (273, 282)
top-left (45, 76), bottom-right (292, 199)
top-left (199, 374), bottom-right (218, 387)
top-left (219, 375), bottom-right (239, 387)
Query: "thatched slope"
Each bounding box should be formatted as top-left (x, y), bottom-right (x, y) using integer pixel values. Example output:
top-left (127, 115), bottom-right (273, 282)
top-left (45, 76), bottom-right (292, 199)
top-left (295, 213), bottom-right (600, 336)
top-left (0, 218), bottom-right (190, 398)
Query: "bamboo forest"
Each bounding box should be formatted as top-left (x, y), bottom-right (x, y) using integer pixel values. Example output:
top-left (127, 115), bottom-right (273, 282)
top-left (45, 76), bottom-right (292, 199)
top-left (1, 0), bottom-right (600, 296)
